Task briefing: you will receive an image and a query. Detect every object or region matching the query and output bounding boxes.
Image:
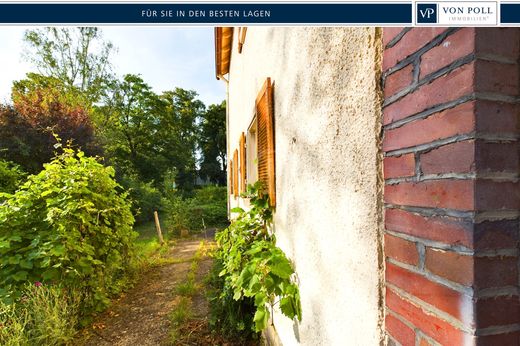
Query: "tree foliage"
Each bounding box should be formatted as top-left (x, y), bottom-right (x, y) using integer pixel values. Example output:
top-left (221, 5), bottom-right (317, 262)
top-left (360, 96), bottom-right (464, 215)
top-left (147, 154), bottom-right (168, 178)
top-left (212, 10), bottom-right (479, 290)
top-left (0, 146), bottom-right (136, 313)
top-left (94, 74), bottom-right (205, 193)
top-left (0, 74), bottom-right (98, 174)
top-left (23, 27), bottom-right (114, 104)
top-left (0, 160), bottom-right (26, 195)
top-left (200, 102), bottom-right (227, 185)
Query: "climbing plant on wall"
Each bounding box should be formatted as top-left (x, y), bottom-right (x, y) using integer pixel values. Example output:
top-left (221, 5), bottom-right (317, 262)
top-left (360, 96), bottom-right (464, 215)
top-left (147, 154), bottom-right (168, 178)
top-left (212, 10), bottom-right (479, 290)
top-left (214, 182), bottom-right (302, 332)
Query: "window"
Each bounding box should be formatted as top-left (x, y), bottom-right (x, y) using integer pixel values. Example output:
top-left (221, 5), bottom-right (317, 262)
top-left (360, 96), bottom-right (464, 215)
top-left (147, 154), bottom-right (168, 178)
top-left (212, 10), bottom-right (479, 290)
top-left (233, 149), bottom-right (239, 198)
top-left (239, 132), bottom-right (247, 193)
top-left (247, 118), bottom-right (258, 185)
top-left (229, 158), bottom-right (234, 197)
top-left (255, 78), bottom-right (276, 207)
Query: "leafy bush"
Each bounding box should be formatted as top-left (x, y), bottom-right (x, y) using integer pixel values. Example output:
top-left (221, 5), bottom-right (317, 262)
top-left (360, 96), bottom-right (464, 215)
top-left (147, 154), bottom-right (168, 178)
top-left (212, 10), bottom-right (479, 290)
top-left (207, 258), bottom-right (258, 340)
top-left (0, 283), bottom-right (80, 345)
top-left (211, 183), bottom-right (301, 333)
top-left (0, 146), bottom-right (136, 314)
top-left (0, 160), bottom-right (26, 195)
top-left (0, 74), bottom-right (100, 175)
top-left (164, 186), bottom-right (228, 235)
top-left (119, 174), bottom-right (163, 224)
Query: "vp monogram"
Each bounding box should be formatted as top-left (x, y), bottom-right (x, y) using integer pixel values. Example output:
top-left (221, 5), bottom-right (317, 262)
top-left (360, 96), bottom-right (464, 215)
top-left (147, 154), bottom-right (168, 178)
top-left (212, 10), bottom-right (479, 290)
top-left (420, 7), bottom-right (435, 18)
top-left (417, 4), bottom-right (437, 23)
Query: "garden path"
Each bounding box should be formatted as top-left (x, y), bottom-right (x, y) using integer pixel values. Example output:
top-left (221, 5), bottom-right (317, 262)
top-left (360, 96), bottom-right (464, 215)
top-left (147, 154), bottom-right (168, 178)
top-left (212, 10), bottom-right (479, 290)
top-left (77, 238), bottom-right (219, 346)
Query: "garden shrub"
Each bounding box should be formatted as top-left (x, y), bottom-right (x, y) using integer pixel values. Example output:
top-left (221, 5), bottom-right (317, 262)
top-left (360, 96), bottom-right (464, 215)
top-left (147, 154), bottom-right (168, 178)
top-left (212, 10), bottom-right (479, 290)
top-left (0, 159), bottom-right (26, 195)
top-left (164, 185), bottom-right (228, 235)
top-left (0, 146), bottom-right (136, 314)
top-left (210, 183), bottom-right (301, 334)
top-left (119, 173), bottom-right (163, 224)
top-left (207, 258), bottom-right (258, 340)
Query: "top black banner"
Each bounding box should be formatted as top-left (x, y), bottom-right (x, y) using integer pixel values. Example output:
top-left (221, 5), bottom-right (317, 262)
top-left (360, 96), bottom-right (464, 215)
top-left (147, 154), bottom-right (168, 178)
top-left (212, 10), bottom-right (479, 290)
top-left (0, 3), bottom-right (412, 24)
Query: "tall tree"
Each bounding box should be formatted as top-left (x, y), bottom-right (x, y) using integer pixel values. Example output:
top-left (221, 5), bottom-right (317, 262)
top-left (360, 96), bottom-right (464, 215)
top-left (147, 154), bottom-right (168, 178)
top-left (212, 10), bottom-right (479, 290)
top-left (156, 88), bottom-right (204, 192)
top-left (94, 75), bottom-right (205, 193)
top-left (200, 102), bottom-right (227, 185)
top-left (23, 27), bottom-right (114, 104)
top-left (94, 74), bottom-right (161, 182)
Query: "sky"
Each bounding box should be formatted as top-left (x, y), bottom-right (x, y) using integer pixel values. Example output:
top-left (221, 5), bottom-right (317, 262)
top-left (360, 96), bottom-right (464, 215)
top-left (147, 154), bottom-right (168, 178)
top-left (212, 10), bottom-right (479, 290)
top-left (0, 26), bottom-right (226, 106)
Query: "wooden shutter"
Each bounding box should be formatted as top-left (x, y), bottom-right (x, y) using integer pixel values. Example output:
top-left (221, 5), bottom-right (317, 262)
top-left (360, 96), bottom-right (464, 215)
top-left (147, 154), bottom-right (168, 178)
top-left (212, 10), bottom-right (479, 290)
top-left (256, 78), bottom-right (276, 207)
top-left (233, 149), bottom-right (239, 197)
top-left (238, 27), bottom-right (247, 53)
top-left (229, 159), bottom-right (234, 196)
top-left (239, 132), bottom-right (247, 193)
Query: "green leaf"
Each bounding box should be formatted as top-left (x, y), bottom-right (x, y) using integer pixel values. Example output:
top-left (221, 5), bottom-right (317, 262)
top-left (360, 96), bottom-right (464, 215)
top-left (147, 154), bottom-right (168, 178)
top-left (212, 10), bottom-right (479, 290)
top-left (42, 268), bottom-right (59, 280)
top-left (230, 207), bottom-right (244, 213)
top-left (12, 271), bottom-right (28, 281)
top-left (253, 307), bottom-right (269, 331)
top-left (254, 292), bottom-right (267, 307)
top-left (270, 259), bottom-right (293, 279)
top-left (280, 296), bottom-right (295, 318)
top-left (19, 259), bottom-right (33, 269)
top-left (8, 255), bottom-right (21, 265)
top-left (50, 245), bottom-right (66, 256)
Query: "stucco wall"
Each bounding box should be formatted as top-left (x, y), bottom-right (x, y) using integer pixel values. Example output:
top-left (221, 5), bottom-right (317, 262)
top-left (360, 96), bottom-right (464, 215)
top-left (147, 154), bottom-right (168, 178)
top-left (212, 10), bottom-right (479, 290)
top-left (226, 27), bottom-right (384, 345)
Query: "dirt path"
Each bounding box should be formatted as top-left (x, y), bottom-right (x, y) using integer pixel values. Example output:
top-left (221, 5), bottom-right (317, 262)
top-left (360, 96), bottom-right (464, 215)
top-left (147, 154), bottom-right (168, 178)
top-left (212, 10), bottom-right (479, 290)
top-left (77, 238), bottom-right (214, 346)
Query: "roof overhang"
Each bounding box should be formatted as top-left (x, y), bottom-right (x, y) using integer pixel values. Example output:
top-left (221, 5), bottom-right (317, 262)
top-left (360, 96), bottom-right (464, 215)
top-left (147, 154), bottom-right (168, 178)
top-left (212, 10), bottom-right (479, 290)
top-left (215, 27), bottom-right (234, 80)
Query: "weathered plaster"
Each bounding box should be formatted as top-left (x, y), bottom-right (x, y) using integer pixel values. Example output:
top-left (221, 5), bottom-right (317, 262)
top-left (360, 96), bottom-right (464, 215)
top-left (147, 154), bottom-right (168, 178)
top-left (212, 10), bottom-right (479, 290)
top-left (227, 27), bottom-right (383, 345)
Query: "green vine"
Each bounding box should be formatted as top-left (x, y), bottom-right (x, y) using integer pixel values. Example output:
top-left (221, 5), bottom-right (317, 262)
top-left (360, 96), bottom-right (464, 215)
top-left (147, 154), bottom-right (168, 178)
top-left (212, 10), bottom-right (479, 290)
top-left (215, 182), bottom-right (302, 331)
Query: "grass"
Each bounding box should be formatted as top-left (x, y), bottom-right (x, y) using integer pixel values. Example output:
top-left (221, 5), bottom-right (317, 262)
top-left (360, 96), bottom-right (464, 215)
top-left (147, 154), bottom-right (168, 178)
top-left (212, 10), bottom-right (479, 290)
top-left (133, 221), bottom-right (175, 270)
top-left (167, 241), bottom-right (211, 344)
top-left (0, 284), bottom-right (80, 346)
top-left (175, 280), bottom-right (197, 297)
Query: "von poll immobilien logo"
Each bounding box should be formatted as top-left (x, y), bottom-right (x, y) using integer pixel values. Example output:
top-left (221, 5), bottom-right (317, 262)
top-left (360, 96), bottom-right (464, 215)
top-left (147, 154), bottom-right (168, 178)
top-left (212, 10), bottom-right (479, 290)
top-left (416, 1), bottom-right (497, 25)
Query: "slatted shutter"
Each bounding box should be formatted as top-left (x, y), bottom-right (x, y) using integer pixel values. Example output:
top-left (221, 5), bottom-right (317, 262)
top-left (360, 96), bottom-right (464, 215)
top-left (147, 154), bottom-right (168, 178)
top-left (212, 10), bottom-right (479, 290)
top-left (256, 78), bottom-right (276, 207)
top-left (239, 132), bottom-right (247, 193)
top-left (229, 159), bottom-right (234, 197)
top-left (233, 149), bottom-right (239, 197)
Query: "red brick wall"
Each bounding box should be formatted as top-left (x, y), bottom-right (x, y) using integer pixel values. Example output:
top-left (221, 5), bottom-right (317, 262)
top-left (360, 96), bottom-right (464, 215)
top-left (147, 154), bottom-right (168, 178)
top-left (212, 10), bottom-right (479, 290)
top-left (382, 28), bottom-right (520, 345)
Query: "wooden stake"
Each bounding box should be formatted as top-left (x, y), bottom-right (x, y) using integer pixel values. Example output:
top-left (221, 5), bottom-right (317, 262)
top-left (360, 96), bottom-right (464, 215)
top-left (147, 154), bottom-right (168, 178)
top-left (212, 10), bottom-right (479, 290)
top-left (154, 211), bottom-right (164, 244)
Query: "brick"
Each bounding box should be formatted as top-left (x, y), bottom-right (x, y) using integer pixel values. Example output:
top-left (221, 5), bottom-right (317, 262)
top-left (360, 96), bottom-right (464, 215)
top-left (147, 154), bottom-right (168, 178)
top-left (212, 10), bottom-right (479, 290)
top-left (478, 331), bottom-right (520, 346)
top-left (384, 28), bottom-right (447, 71)
top-left (385, 208), bottom-right (473, 248)
top-left (476, 60), bottom-right (519, 96)
top-left (386, 312), bottom-right (415, 346)
top-left (475, 100), bottom-right (519, 134)
top-left (384, 154), bottom-right (415, 179)
top-left (420, 28), bottom-right (476, 79)
top-left (418, 337), bottom-right (434, 346)
top-left (476, 28), bottom-right (520, 61)
top-left (475, 256), bottom-right (518, 289)
top-left (385, 234), bottom-right (419, 266)
top-left (476, 142), bottom-right (520, 173)
top-left (384, 180), bottom-right (474, 211)
top-left (383, 27), bottom-right (406, 47)
top-left (474, 219), bottom-right (520, 250)
top-left (383, 101), bottom-right (475, 152)
top-left (386, 288), bottom-right (473, 345)
top-left (386, 262), bottom-right (472, 321)
top-left (384, 62), bottom-right (475, 125)
top-left (385, 64), bottom-right (414, 98)
top-left (476, 180), bottom-right (520, 211)
top-left (425, 248), bottom-right (473, 285)
top-left (476, 296), bottom-right (520, 328)
top-left (420, 140), bottom-right (475, 174)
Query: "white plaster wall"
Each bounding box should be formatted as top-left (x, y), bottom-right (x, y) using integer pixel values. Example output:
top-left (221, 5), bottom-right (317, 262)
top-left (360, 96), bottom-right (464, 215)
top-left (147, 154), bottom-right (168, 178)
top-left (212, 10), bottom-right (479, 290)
top-left (226, 27), bottom-right (383, 345)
